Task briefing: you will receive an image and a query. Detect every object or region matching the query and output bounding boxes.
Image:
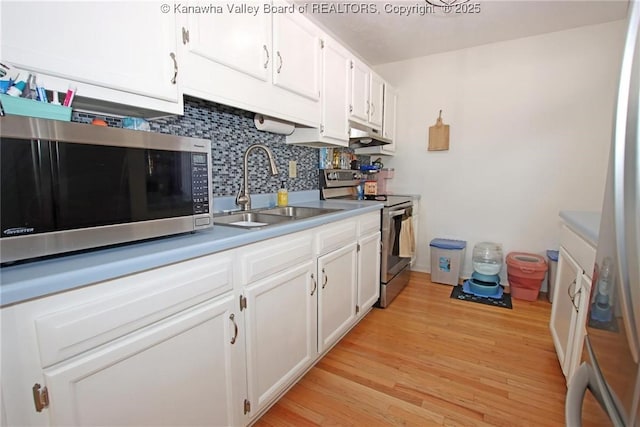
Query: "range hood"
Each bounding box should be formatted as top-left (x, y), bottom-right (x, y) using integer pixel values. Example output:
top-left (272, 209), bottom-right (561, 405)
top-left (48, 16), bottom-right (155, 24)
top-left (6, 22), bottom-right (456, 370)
top-left (348, 121), bottom-right (392, 148)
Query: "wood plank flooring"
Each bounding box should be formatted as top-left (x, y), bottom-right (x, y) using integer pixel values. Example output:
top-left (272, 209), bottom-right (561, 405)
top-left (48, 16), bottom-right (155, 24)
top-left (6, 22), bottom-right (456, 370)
top-left (254, 272), bottom-right (612, 426)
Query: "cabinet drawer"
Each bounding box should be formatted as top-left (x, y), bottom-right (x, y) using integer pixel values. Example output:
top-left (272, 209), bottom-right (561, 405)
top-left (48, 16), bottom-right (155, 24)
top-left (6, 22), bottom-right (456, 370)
top-left (35, 252), bottom-right (234, 367)
top-left (316, 219), bottom-right (358, 255)
top-left (560, 225), bottom-right (597, 274)
top-left (358, 211), bottom-right (381, 236)
top-left (239, 231), bottom-right (314, 284)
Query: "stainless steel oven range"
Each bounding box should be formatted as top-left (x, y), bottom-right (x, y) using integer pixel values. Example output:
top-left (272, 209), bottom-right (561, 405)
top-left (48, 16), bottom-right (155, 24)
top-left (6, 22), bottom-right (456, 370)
top-left (320, 169), bottom-right (414, 307)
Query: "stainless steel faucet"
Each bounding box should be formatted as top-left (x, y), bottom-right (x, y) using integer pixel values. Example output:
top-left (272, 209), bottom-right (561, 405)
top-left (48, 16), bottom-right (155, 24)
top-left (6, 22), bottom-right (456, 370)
top-left (236, 144), bottom-right (279, 211)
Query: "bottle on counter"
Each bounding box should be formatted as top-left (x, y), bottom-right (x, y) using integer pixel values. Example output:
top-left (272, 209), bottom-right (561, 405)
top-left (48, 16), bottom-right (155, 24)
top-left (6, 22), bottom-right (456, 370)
top-left (277, 181), bottom-right (288, 207)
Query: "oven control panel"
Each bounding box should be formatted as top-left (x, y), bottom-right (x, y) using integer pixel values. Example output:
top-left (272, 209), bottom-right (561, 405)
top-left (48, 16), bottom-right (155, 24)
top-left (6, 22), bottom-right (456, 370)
top-left (321, 169), bottom-right (362, 187)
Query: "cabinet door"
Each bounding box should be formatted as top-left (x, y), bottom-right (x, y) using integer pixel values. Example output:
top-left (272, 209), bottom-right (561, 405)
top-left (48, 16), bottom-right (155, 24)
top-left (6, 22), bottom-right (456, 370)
top-left (318, 243), bottom-right (358, 353)
top-left (550, 247), bottom-right (582, 379)
top-left (43, 295), bottom-right (244, 426)
top-left (321, 39), bottom-right (350, 143)
top-left (272, 12), bottom-right (321, 101)
top-left (383, 84), bottom-right (398, 151)
top-left (182, 0), bottom-right (271, 82)
top-left (357, 232), bottom-right (381, 316)
top-left (566, 274), bottom-right (592, 382)
top-left (369, 73), bottom-right (385, 128)
top-left (350, 58), bottom-right (370, 123)
top-left (244, 261), bottom-right (317, 417)
top-left (1, 1), bottom-right (178, 102)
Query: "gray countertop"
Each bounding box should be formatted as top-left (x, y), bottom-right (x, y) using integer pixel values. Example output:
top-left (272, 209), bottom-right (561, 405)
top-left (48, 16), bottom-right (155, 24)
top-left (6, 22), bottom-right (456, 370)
top-left (0, 200), bottom-right (382, 307)
top-left (559, 210), bottom-right (601, 247)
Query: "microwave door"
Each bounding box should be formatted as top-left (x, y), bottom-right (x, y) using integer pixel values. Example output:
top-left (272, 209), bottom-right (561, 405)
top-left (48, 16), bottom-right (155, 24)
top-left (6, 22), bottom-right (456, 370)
top-left (0, 138), bottom-right (55, 238)
top-left (52, 142), bottom-right (195, 231)
top-left (142, 150), bottom-right (194, 219)
top-left (52, 140), bottom-right (133, 230)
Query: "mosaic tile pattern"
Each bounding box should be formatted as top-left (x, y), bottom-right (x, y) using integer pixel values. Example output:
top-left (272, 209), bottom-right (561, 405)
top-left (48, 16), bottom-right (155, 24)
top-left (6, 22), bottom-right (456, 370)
top-left (72, 97), bottom-right (318, 196)
top-left (72, 97), bottom-right (370, 197)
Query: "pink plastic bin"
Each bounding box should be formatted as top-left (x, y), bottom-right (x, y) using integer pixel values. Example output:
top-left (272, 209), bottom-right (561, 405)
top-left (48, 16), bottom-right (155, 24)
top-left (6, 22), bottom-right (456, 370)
top-left (506, 252), bottom-right (548, 301)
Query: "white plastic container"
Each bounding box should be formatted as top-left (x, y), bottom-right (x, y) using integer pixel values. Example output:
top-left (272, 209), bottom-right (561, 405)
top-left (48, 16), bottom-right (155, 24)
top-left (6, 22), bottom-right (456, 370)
top-left (430, 238), bottom-right (467, 286)
top-left (472, 242), bottom-right (503, 275)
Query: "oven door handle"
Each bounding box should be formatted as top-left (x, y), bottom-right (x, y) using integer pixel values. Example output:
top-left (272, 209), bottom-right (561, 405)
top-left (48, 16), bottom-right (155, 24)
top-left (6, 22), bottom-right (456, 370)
top-left (388, 209), bottom-right (406, 218)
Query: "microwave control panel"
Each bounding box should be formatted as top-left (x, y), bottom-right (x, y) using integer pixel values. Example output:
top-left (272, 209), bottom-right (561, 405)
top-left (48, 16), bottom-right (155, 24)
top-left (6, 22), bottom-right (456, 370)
top-left (191, 153), bottom-right (210, 214)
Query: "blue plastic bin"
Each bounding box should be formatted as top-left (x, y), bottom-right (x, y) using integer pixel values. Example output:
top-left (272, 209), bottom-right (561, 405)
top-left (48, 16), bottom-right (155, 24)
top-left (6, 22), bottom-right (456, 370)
top-left (430, 238), bottom-right (467, 285)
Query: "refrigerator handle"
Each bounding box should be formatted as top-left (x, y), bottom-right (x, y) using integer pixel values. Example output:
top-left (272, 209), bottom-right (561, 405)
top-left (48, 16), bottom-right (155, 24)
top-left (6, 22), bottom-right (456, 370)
top-left (567, 337), bottom-right (629, 425)
top-left (566, 362), bottom-right (626, 427)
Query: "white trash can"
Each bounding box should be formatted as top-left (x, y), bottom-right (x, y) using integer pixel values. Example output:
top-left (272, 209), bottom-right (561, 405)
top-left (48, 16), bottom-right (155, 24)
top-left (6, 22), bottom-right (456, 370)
top-left (430, 238), bottom-right (467, 286)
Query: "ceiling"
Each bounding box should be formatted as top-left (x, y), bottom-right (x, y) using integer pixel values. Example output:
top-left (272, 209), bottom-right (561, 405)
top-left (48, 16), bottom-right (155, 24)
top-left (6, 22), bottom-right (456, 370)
top-left (302, 0), bottom-right (629, 65)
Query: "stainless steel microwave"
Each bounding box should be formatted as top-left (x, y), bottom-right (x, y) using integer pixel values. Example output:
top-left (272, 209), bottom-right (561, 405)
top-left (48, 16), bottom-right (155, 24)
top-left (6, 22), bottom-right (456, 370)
top-left (0, 116), bottom-right (212, 263)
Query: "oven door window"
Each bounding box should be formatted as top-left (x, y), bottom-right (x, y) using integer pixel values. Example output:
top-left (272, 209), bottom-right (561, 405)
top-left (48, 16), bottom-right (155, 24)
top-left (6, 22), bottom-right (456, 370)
top-left (53, 142), bottom-right (194, 230)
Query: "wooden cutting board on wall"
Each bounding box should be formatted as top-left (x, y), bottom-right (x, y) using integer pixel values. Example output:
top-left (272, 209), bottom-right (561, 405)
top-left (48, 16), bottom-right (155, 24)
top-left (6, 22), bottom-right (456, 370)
top-left (428, 110), bottom-right (450, 151)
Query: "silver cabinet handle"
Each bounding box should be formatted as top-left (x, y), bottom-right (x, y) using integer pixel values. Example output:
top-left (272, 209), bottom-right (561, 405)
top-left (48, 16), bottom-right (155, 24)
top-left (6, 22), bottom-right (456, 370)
top-left (571, 287), bottom-right (582, 311)
top-left (322, 267), bottom-right (328, 289)
top-left (567, 279), bottom-right (579, 310)
top-left (229, 313), bottom-right (238, 344)
top-left (567, 279), bottom-right (576, 301)
top-left (366, 101), bottom-right (370, 115)
top-left (567, 278), bottom-right (577, 299)
top-left (169, 52), bottom-right (178, 85)
top-left (277, 51), bottom-right (283, 74)
top-left (371, 102), bottom-right (375, 116)
top-left (263, 45), bottom-right (270, 69)
top-left (310, 273), bottom-right (317, 296)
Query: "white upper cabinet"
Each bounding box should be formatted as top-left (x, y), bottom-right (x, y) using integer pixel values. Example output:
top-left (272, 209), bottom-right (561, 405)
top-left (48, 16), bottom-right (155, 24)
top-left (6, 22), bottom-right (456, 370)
top-left (0, 1), bottom-right (181, 114)
top-left (272, 13), bottom-right (321, 101)
top-left (320, 39), bottom-right (350, 143)
top-left (349, 57), bottom-right (386, 131)
top-left (383, 84), bottom-right (398, 143)
top-left (182, 2), bottom-right (271, 82)
top-left (369, 72), bottom-right (384, 128)
top-left (179, 2), bottom-right (321, 126)
top-left (353, 83), bottom-right (398, 156)
top-left (286, 35), bottom-right (350, 147)
top-left (350, 58), bottom-right (370, 124)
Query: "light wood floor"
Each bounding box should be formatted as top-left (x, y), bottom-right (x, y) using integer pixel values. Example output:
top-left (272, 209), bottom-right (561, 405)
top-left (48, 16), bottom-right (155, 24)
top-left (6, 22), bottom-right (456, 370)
top-left (255, 272), bottom-right (611, 426)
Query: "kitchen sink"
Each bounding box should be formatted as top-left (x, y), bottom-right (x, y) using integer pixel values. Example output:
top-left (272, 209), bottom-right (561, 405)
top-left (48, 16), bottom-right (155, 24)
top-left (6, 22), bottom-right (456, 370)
top-left (259, 206), bottom-right (341, 218)
top-left (213, 206), bottom-right (343, 229)
top-left (213, 212), bottom-right (293, 229)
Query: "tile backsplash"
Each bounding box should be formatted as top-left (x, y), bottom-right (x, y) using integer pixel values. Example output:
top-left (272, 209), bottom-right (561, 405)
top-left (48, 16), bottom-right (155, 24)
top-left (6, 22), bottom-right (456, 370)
top-left (72, 97), bottom-right (319, 197)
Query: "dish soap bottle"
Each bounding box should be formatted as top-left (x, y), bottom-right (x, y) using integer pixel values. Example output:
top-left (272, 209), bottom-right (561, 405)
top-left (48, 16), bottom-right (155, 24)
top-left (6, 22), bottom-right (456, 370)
top-left (277, 181), bottom-right (288, 207)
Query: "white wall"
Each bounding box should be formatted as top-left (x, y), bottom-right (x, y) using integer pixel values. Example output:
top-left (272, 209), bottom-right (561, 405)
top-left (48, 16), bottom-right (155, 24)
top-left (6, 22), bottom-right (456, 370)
top-left (375, 20), bottom-right (625, 287)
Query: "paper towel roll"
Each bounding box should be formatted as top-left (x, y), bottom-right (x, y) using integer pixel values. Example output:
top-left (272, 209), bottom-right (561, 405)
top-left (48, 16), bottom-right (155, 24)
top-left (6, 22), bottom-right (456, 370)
top-left (254, 114), bottom-right (295, 135)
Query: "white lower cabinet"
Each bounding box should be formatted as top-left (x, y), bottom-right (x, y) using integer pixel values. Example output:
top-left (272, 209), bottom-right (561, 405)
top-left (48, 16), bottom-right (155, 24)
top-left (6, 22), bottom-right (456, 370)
top-left (550, 247), bottom-right (582, 379)
top-left (357, 231), bottom-right (381, 317)
top-left (1, 251), bottom-right (245, 427)
top-left (43, 295), bottom-right (242, 426)
top-left (244, 261), bottom-right (317, 416)
top-left (550, 224), bottom-right (596, 385)
top-left (318, 242), bottom-right (359, 353)
top-left (2, 211), bottom-right (382, 426)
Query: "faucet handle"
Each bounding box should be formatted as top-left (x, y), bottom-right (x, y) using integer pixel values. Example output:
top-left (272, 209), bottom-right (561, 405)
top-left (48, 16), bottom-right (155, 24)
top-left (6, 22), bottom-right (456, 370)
top-left (236, 187), bottom-right (250, 211)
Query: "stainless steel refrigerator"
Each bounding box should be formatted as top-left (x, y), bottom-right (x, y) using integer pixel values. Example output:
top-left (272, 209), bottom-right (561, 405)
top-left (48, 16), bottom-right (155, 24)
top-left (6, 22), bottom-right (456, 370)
top-left (566, 2), bottom-right (640, 425)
